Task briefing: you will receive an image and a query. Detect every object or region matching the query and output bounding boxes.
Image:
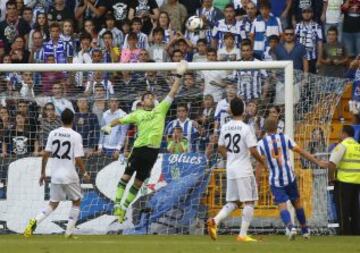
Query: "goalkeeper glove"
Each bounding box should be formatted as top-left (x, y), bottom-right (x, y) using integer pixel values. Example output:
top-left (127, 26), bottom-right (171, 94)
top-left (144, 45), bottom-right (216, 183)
top-left (176, 60), bottom-right (188, 76)
top-left (101, 125), bottom-right (112, 135)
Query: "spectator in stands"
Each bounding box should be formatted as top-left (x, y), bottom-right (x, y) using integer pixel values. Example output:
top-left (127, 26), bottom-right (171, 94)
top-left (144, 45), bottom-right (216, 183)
top-left (15, 0), bottom-right (24, 14)
top-left (161, 0), bottom-right (188, 32)
top-left (167, 37), bottom-right (193, 62)
top-left (128, 0), bottom-right (160, 35)
top-left (196, 0), bottom-right (224, 43)
top-left (238, 1), bottom-right (257, 39)
top-left (214, 82), bottom-right (237, 133)
top-left (28, 12), bottom-right (49, 50)
top-left (348, 57), bottom-right (360, 117)
top-left (192, 38), bottom-right (208, 62)
top-left (73, 32), bottom-right (93, 87)
top-left (319, 26), bottom-right (348, 78)
top-left (292, 0), bottom-right (324, 25)
top-left (0, 0), bottom-right (31, 53)
top-left (91, 48), bottom-right (103, 63)
top-left (212, 4), bottom-right (243, 49)
top-left (121, 32), bottom-right (141, 63)
top-left (60, 19), bottom-right (76, 63)
top-left (197, 94), bottom-right (215, 151)
top-left (82, 19), bottom-right (98, 40)
top-left (167, 126), bottom-right (189, 154)
top-left (178, 72), bottom-right (202, 99)
top-left (75, 0), bottom-right (108, 32)
top-left (269, 0), bottom-right (291, 26)
top-left (295, 8), bottom-right (323, 73)
top-left (91, 84), bottom-right (107, 123)
top-left (263, 35), bottom-right (279, 61)
top-left (3, 112), bottom-right (39, 157)
top-left (217, 32), bottom-right (241, 61)
top-left (244, 100), bottom-right (264, 139)
top-left (43, 22), bottom-right (66, 64)
top-left (341, 0), bottom-right (360, 59)
top-left (233, 0), bottom-right (253, 18)
top-left (266, 105), bottom-right (284, 133)
top-left (250, 1), bottom-right (282, 59)
top-left (98, 97), bottom-right (128, 159)
top-left (29, 30), bottom-right (45, 64)
top-left (36, 82), bottom-right (75, 115)
top-left (274, 26), bottom-right (308, 72)
top-left (123, 17), bottom-right (149, 49)
top-left (47, 0), bottom-right (75, 25)
top-left (148, 27), bottom-right (170, 62)
top-left (236, 42), bottom-right (269, 101)
top-left (151, 11), bottom-right (175, 44)
top-left (165, 103), bottom-right (199, 152)
top-left (201, 48), bottom-right (228, 102)
top-left (9, 35), bottom-right (29, 63)
top-left (19, 72), bottom-right (35, 98)
top-left (74, 96), bottom-right (100, 157)
top-left (38, 102), bottom-right (61, 152)
top-left (22, 7), bottom-right (33, 28)
top-left (85, 71), bottom-right (114, 98)
top-left (322, 0), bottom-right (343, 38)
top-left (0, 107), bottom-right (14, 156)
top-left (101, 31), bottom-right (121, 63)
top-left (98, 13), bottom-right (124, 49)
top-left (41, 55), bottom-right (65, 94)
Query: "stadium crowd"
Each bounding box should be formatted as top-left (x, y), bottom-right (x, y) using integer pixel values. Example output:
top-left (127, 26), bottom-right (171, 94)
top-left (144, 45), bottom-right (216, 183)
top-left (0, 0), bottom-right (357, 159)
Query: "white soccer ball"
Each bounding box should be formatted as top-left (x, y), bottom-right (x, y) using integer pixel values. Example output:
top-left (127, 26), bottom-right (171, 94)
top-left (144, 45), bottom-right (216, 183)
top-left (186, 16), bottom-right (204, 32)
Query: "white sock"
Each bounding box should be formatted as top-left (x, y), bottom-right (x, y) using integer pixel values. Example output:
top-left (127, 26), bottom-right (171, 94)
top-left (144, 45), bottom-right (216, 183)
top-left (65, 206), bottom-right (80, 236)
top-left (214, 202), bottom-right (237, 225)
top-left (35, 205), bottom-right (54, 224)
top-left (240, 204), bottom-right (254, 237)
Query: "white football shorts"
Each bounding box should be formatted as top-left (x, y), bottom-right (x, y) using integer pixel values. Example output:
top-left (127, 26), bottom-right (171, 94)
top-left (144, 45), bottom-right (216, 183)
top-left (50, 183), bottom-right (82, 202)
top-left (226, 175), bottom-right (258, 202)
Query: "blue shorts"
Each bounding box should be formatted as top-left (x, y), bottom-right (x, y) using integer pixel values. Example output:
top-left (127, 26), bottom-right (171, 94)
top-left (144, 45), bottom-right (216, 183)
top-left (271, 180), bottom-right (300, 204)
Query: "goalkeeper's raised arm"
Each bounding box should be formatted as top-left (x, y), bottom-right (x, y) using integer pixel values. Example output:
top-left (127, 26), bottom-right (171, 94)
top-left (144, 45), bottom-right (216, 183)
top-left (101, 61), bottom-right (188, 134)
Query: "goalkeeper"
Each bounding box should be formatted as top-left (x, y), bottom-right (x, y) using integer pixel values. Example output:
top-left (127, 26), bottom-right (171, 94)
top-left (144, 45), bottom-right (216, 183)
top-left (101, 61), bottom-right (188, 223)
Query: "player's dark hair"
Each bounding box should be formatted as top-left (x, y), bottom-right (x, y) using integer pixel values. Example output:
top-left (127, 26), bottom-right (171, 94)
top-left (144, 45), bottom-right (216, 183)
top-left (342, 125), bottom-right (355, 138)
top-left (141, 91), bottom-right (154, 101)
top-left (230, 97), bottom-right (244, 116)
top-left (264, 118), bottom-right (278, 133)
top-left (61, 108), bottom-right (74, 125)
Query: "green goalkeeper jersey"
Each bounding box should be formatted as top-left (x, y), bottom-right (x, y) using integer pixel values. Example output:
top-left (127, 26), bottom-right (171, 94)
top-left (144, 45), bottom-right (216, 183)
top-left (119, 97), bottom-right (172, 148)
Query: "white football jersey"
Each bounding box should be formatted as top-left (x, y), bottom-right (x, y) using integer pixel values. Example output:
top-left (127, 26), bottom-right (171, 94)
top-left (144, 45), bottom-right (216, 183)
top-left (45, 127), bottom-right (84, 184)
top-left (218, 120), bottom-right (257, 179)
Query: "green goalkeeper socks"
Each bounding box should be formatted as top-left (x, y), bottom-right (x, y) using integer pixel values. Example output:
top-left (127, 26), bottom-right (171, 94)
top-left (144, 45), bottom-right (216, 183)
top-left (123, 185), bottom-right (139, 208)
top-left (115, 179), bottom-right (128, 204)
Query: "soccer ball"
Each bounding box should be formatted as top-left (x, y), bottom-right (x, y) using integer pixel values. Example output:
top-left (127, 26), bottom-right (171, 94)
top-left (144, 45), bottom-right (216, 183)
top-left (186, 16), bottom-right (204, 32)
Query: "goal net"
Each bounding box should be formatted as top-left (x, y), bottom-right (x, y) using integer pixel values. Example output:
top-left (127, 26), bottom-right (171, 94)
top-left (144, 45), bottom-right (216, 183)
top-left (0, 62), bottom-right (347, 235)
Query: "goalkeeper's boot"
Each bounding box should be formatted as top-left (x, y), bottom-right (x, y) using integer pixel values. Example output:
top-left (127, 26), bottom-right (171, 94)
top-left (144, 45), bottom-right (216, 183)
top-left (288, 227), bottom-right (297, 241)
top-left (236, 235), bottom-right (257, 242)
top-left (302, 227), bottom-right (310, 239)
top-left (207, 218), bottom-right (217, 240)
top-left (24, 218), bottom-right (37, 238)
top-left (114, 204), bottom-right (127, 223)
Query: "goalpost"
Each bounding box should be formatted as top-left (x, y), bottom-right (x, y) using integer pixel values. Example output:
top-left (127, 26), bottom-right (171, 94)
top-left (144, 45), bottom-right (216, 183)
top-left (0, 61), bottom-right (345, 235)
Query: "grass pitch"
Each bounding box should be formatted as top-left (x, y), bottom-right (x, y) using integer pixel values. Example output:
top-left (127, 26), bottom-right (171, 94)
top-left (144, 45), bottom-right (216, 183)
top-left (1, 235), bottom-right (359, 253)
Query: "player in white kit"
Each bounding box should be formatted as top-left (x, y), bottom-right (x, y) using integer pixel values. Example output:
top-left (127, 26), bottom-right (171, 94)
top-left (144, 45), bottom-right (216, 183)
top-left (207, 97), bottom-right (266, 242)
top-left (24, 109), bottom-right (90, 238)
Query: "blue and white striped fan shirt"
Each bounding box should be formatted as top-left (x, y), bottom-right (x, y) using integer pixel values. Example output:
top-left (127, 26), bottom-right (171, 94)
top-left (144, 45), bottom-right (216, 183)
top-left (251, 15), bottom-right (282, 57)
top-left (295, 21), bottom-right (323, 60)
top-left (257, 133), bottom-right (296, 187)
top-left (212, 19), bottom-right (245, 48)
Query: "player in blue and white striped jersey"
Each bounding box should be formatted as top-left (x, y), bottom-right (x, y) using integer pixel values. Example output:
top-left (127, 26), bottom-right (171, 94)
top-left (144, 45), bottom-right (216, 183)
top-left (211, 4), bottom-right (246, 49)
top-left (257, 118), bottom-right (326, 240)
